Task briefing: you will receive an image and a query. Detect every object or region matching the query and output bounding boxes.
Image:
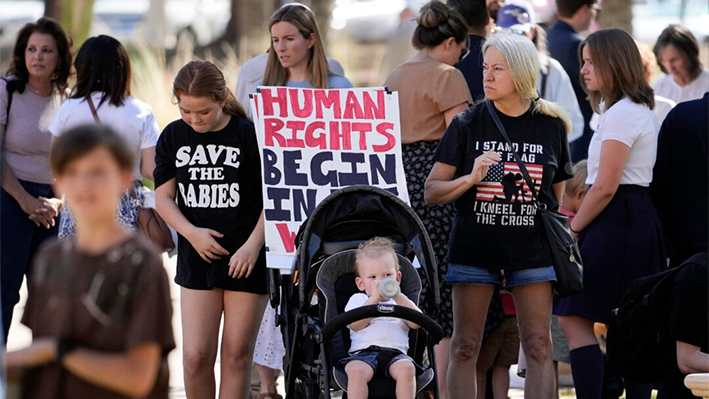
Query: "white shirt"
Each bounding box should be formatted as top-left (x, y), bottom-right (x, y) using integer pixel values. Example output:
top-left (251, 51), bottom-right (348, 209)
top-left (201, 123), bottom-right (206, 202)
top-left (586, 98), bottom-right (659, 187)
top-left (49, 93), bottom-right (160, 180)
top-left (538, 57), bottom-right (585, 143)
top-left (653, 95), bottom-right (676, 126)
top-left (652, 67), bottom-right (709, 105)
top-left (589, 95), bottom-right (677, 131)
top-left (345, 293), bottom-right (410, 354)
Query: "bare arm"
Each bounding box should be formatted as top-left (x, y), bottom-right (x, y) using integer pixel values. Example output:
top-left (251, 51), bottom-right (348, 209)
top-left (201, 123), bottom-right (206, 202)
top-left (676, 341), bottom-right (709, 375)
top-left (228, 210), bottom-right (265, 279)
top-left (444, 103), bottom-right (469, 127)
top-left (155, 178), bottom-right (228, 263)
top-left (348, 284), bottom-right (384, 332)
top-left (424, 150), bottom-right (502, 205)
top-left (392, 292), bottom-right (422, 329)
top-left (63, 343), bottom-right (162, 399)
top-left (140, 146), bottom-right (156, 182)
top-left (5, 337), bottom-right (56, 369)
top-left (2, 125), bottom-right (59, 228)
top-left (553, 181), bottom-right (565, 207)
top-left (7, 338), bottom-right (162, 399)
top-left (569, 140), bottom-right (629, 233)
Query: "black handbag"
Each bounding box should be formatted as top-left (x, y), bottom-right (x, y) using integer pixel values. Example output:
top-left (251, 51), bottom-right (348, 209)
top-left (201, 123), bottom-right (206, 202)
top-left (485, 100), bottom-right (583, 297)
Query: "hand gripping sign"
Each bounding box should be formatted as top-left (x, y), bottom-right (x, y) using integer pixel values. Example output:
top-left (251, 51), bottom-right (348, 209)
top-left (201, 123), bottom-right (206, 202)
top-left (251, 87), bottom-right (410, 270)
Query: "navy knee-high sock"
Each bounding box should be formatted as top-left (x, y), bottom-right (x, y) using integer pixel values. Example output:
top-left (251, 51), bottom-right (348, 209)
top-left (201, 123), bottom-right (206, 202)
top-left (569, 344), bottom-right (604, 399)
top-left (624, 379), bottom-right (653, 399)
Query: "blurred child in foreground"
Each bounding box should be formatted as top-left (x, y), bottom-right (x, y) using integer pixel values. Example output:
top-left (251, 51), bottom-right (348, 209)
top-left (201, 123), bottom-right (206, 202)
top-left (6, 124), bottom-right (175, 399)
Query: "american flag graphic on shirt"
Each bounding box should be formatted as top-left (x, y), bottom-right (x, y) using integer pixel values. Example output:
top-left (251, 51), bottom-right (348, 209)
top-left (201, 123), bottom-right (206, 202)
top-left (475, 162), bottom-right (543, 202)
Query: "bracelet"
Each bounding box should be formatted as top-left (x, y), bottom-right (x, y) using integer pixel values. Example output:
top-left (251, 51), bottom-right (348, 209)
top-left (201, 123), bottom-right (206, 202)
top-left (569, 226), bottom-right (581, 234)
top-left (56, 338), bottom-right (79, 364)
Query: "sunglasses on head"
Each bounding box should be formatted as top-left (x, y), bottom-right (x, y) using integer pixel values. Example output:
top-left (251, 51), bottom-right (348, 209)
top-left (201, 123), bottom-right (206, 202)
top-left (489, 26), bottom-right (530, 37)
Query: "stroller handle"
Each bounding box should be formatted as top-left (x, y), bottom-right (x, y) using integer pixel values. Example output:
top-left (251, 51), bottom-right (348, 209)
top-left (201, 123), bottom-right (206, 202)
top-left (320, 305), bottom-right (444, 345)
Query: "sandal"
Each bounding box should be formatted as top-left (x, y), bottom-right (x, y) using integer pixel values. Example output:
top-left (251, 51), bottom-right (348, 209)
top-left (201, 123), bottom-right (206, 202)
top-left (255, 393), bottom-right (283, 399)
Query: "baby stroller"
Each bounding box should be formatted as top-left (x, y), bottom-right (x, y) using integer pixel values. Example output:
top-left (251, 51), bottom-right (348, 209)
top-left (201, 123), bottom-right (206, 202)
top-left (269, 185), bottom-right (444, 399)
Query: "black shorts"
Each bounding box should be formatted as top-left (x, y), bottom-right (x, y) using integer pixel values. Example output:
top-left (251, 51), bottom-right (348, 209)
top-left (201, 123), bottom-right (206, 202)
top-left (175, 238), bottom-right (268, 294)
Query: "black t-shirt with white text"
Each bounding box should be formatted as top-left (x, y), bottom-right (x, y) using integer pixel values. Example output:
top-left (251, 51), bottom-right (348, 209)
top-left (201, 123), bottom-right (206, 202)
top-left (154, 115), bottom-right (265, 289)
top-left (433, 102), bottom-right (573, 271)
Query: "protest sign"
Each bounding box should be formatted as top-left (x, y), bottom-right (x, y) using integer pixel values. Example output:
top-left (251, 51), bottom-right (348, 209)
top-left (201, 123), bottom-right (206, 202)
top-left (252, 87), bottom-right (409, 270)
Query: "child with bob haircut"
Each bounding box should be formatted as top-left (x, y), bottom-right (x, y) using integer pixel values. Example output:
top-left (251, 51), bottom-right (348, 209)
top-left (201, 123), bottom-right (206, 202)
top-left (340, 237), bottom-right (422, 399)
top-left (6, 124), bottom-right (175, 399)
top-left (154, 60), bottom-right (267, 399)
top-left (560, 159), bottom-right (589, 219)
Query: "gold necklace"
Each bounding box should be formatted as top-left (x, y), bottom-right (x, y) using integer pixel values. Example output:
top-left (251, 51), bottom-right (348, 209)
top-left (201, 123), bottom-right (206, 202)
top-left (28, 82), bottom-right (50, 96)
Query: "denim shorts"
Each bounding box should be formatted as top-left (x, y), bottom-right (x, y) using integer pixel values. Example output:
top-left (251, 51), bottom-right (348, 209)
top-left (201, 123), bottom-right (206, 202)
top-left (338, 346), bottom-right (417, 378)
top-left (445, 263), bottom-right (556, 288)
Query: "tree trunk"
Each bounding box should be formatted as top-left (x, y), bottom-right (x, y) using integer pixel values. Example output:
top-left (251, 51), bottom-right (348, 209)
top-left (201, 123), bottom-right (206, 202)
top-left (203, 0), bottom-right (276, 59)
top-left (238, 0), bottom-right (276, 56)
top-left (310, 0), bottom-right (331, 42)
top-left (598, 0), bottom-right (632, 34)
top-left (44, 0), bottom-right (94, 46)
top-left (44, 0), bottom-right (61, 21)
top-left (222, 0), bottom-right (241, 49)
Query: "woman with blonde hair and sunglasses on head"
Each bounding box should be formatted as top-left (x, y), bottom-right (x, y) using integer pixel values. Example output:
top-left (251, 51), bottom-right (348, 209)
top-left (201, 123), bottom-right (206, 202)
top-left (425, 32), bottom-right (573, 399)
top-left (383, 2), bottom-right (472, 397)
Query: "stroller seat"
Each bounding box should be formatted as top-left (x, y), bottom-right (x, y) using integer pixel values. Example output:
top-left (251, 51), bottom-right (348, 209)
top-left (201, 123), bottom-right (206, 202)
top-left (276, 186), bottom-right (443, 399)
top-left (316, 249), bottom-right (436, 398)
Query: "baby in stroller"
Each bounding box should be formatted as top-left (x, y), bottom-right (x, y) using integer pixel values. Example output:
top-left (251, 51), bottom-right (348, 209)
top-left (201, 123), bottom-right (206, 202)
top-left (340, 237), bottom-right (422, 399)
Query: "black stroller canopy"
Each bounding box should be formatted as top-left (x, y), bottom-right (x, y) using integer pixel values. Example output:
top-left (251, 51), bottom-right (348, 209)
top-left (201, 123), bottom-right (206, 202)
top-left (293, 185), bottom-right (439, 312)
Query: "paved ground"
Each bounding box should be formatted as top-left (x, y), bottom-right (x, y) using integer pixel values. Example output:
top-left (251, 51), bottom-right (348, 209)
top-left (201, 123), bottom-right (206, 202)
top-left (7, 254), bottom-right (575, 398)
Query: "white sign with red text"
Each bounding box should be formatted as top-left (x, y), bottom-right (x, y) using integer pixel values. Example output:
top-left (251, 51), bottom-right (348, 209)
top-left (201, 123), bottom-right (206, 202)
top-left (251, 87), bottom-right (409, 270)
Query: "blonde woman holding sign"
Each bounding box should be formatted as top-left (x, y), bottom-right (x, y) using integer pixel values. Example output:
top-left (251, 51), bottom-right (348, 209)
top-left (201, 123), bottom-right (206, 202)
top-left (154, 60), bottom-right (267, 399)
top-left (254, 4), bottom-right (352, 398)
top-left (382, 2), bottom-right (472, 397)
top-left (262, 3), bottom-right (351, 90)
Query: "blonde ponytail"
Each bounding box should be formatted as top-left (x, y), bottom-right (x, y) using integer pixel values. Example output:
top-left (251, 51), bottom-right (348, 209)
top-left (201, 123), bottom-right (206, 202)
top-left (534, 98), bottom-right (572, 134)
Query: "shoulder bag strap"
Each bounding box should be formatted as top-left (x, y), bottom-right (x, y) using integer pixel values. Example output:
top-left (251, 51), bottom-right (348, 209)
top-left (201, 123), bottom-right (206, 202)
top-left (2, 78), bottom-right (16, 127)
top-left (86, 95), bottom-right (141, 200)
top-left (1, 78), bottom-right (17, 156)
top-left (87, 95), bottom-right (101, 123)
top-left (485, 100), bottom-right (543, 208)
top-left (540, 68), bottom-right (548, 99)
